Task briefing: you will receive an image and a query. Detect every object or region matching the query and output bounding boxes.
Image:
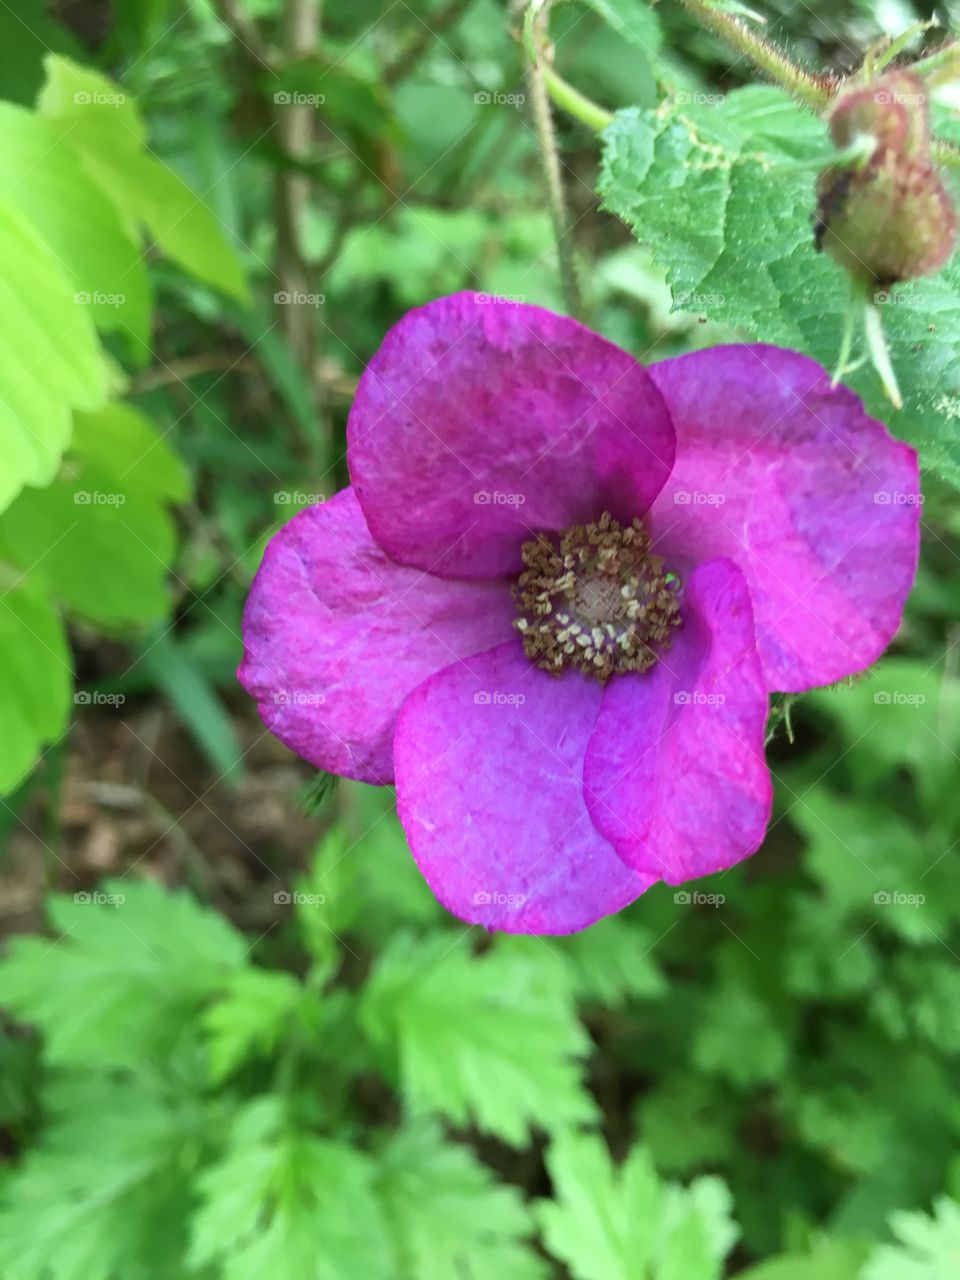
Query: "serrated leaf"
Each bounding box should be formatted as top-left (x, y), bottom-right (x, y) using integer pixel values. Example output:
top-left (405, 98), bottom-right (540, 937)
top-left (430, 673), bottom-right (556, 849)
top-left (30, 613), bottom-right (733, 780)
top-left (360, 933), bottom-right (596, 1144)
top-left (0, 201), bottom-right (106, 512)
top-left (0, 578), bottom-right (71, 793)
top-left (375, 1120), bottom-right (547, 1280)
top-left (203, 968), bottom-right (306, 1083)
top-left (862, 1196), bottom-right (960, 1280)
top-left (0, 1074), bottom-right (203, 1280)
top-left (536, 1132), bottom-right (738, 1280)
top-left (1, 402), bottom-right (189, 626)
top-left (598, 87), bottom-right (960, 483)
top-left (189, 1095), bottom-right (391, 1280)
top-left (0, 877), bottom-right (248, 1066)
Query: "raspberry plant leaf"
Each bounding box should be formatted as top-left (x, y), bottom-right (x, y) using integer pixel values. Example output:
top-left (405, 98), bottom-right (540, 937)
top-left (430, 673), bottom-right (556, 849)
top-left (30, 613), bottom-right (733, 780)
top-left (598, 85), bottom-right (960, 484)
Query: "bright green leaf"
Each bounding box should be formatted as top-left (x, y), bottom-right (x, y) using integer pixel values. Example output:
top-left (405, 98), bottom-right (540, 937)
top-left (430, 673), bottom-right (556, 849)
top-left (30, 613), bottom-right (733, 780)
top-left (189, 1095), bottom-right (391, 1280)
top-left (1, 402), bottom-right (189, 626)
top-left (203, 968), bottom-right (306, 1084)
top-left (536, 1131), bottom-right (738, 1280)
top-left (375, 1120), bottom-right (547, 1280)
top-left (0, 877), bottom-right (248, 1066)
top-left (0, 201), bottom-right (105, 512)
top-left (360, 933), bottom-right (596, 1144)
top-left (0, 578), bottom-right (71, 793)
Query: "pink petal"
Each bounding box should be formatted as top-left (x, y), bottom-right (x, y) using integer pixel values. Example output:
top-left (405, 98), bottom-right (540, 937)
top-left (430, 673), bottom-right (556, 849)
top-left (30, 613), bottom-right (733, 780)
top-left (348, 292), bottom-right (675, 579)
top-left (237, 489), bottom-right (515, 784)
top-left (646, 345), bottom-right (920, 691)
top-left (584, 558), bottom-right (772, 883)
top-left (393, 641), bottom-right (654, 934)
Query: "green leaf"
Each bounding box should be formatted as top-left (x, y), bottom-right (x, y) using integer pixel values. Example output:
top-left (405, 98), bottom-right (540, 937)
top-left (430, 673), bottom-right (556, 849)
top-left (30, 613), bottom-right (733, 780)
top-left (37, 56), bottom-right (249, 305)
top-left (0, 201), bottom-right (106, 512)
top-left (189, 1096), bottom-right (391, 1280)
top-left (203, 968), bottom-right (306, 1084)
top-left (0, 877), bottom-right (248, 1066)
top-left (693, 977), bottom-right (789, 1085)
top-left (734, 1237), bottom-right (869, 1279)
top-left (536, 1132), bottom-right (738, 1280)
top-left (583, 0), bottom-right (663, 54)
top-left (598, 87), bottom-right (960, 483)
top-left (862, 1197), bottom-right (960, 1279)
top-left (360, 932), bottom-right (597, 1144)
top-left (0, 578), bottom-right (71, 794)
top-left (561, 915), bottom-right (668, 1005)
top-left (1, 402), bottom-right (189, 627)
top-left (0, 102), bottom-right (151, 345)
top-left (375, 1120), bottom-right (547, 1280)
top-left (0, 1074), bottom-right (203, 1280)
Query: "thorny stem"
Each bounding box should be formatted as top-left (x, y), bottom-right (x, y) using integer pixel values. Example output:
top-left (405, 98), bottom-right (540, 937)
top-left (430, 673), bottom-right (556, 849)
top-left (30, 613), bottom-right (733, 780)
top-left (909, 39), bottom-right (960, 86)
top-left (673, 0), bottom-right (832, 110)
top-left (524, 1), bottom-right (585, 320)
top-left (869, 19), bottom-right (936, 75)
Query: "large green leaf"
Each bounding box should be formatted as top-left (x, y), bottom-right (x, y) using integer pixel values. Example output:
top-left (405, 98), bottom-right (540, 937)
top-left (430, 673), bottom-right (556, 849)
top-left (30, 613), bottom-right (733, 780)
top-left (1, 402), bottom-right (189, 626)
top-left (37, 56), bottom-right (249, 305)
top-left (0, 877), bottom-right (248, 1067)
top-left (0, 102), bottom-right (151, 344)
top-left (0, 202), bottom-right (105, 511)
top-left (536, 1132), bottom-right (738, 1280)
top-left (188, 1096), bottom-right (391, 1280)
top-left (598, 86), bottom-right (960, 482)
top-left (360, 932), bottom-right (597, 1144)
top-left (375, 1120), bottom-right (547, 1280)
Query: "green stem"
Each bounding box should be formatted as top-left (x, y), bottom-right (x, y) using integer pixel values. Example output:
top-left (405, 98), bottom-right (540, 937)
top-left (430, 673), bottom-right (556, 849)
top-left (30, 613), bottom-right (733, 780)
top-left (524, 2), bottom-right (584, 319)
top-left (870, 19), bottom-right (935, 75)
top-left (674, 0), bottom-right (831, 110)
top-left (543, 64), bottom-right (613, 132)
top-left (863, 294), bottom-right (903, 409)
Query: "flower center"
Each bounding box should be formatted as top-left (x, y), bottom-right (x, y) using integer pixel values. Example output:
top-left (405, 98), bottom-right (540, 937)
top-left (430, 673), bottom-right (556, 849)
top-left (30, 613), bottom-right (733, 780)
top-left (513, 512), bottom-right (682, 683)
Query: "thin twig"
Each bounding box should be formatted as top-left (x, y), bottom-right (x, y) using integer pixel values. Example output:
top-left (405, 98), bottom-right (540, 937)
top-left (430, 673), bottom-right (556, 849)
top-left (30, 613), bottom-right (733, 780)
top-left (524, 1), bottom-right (584, 319)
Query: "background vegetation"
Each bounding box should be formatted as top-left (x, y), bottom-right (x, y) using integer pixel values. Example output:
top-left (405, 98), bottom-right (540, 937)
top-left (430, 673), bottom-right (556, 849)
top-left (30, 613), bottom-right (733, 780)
top-left (0, 0), bottom-right (959, 1276)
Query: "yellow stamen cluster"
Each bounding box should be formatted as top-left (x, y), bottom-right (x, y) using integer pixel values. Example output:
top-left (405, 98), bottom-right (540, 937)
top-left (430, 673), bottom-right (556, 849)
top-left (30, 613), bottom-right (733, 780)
top-left (513, 512), bottom-right (681, 683)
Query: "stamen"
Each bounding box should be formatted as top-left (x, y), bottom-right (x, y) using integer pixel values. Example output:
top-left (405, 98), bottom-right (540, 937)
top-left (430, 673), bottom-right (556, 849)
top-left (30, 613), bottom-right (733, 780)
top-left (512, 513), bottom-right (682, 682)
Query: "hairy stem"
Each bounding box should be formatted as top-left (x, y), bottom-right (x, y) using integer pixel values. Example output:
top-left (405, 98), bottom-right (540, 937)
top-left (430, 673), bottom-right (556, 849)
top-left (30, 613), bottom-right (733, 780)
top-left (524, 1), bottom-right (584, 319)
top-left (674, 0), bottom-right (831, 110)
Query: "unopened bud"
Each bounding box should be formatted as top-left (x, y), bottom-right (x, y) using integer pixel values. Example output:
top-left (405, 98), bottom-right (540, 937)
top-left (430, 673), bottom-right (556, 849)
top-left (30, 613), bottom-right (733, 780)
top-left (814, 71), bottom-right (956, 285)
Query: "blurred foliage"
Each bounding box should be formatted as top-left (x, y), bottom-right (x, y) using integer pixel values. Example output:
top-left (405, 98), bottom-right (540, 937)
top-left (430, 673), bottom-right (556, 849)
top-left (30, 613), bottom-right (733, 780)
top-left (0, 0), bottom-right (959, 1277)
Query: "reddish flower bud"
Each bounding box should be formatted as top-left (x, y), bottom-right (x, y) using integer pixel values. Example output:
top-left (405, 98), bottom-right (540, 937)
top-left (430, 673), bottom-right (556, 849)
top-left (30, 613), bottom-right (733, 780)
top-left (814, 70), bottom-right (956, 286)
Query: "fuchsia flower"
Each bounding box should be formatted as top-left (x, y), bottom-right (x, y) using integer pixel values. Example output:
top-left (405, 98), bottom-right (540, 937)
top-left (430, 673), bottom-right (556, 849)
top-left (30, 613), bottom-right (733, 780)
top-left (239, 293), bottom-right (920, 935)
